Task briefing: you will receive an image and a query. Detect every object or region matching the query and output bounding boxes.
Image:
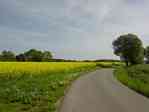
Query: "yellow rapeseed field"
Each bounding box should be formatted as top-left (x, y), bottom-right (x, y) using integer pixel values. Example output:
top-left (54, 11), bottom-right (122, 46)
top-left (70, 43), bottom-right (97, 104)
top-left (0, 62), bottom-right (97, 112)
top-left (0, 62), bottom-right (96, 75)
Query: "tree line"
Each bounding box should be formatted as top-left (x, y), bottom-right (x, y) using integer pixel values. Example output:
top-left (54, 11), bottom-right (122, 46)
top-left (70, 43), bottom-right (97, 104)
top-left (0, 49), bottom-right (53, 62)
top-left (113, 33), bottom-right (149, 66)
top-left (2, 33), bottom-right (149, 64)
top-left (0, 49), bottom-right (84, 62)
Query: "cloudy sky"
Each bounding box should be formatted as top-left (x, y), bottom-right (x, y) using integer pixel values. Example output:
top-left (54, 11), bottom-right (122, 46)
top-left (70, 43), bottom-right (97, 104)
top-left (0, 0), bottom-right (149, 59)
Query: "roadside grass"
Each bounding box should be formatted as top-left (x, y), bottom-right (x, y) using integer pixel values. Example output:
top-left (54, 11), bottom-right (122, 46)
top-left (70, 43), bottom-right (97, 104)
top-left (0, 62), bottom-right (97, 112)
top-left (96, 61), bottom-right (124, 68)
top-left (114, 64), bottom-right (149, 97)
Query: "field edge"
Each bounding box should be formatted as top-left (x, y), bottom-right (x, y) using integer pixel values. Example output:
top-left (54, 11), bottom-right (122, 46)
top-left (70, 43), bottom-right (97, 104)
top-left (114, 66), bottom-right (149, 98)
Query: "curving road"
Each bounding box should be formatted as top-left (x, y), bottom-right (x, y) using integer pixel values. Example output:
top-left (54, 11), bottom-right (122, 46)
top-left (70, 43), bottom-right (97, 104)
top-left (59, 69), bottom-right (149, 112)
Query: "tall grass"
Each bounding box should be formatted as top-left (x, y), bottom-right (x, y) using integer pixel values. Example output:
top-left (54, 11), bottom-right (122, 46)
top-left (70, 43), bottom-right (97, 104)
top-left (114, 64), bottom-right (149, 98)
top-left (0, 62), bottom-right (97, 112)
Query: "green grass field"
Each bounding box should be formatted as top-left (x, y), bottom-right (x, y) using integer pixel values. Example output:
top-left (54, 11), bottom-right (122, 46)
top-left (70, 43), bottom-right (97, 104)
top-left (114, 64), bottom-right (149, 98)
top-left (0, 62), bottom-right (97, 112)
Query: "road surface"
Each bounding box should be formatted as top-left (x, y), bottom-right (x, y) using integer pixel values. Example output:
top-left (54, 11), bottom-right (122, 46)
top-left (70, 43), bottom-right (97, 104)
top-left (59, 69), bottom-right (149, 112)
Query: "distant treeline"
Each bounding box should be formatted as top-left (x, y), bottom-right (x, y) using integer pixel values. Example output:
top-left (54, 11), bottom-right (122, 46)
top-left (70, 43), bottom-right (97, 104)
top-left (88, 59), bottom-right (121, 62)
top-left (0, 49), bottom-right (53, 62)
top-left (0, 49), bottom-right (120, 62)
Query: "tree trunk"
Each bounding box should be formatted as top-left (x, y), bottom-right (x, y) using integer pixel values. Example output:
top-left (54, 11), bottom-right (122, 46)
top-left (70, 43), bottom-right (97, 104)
top-left (125, 61), bottom-right (129, 66)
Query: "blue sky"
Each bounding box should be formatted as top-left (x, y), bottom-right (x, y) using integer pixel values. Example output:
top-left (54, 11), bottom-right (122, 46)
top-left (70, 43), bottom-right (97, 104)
top-left (0, 0), bottom-right (149, 59)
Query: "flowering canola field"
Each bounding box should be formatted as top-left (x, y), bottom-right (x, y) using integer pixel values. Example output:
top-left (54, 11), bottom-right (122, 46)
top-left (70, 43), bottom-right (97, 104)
top-left (0, 62), bottom-right (97, 112)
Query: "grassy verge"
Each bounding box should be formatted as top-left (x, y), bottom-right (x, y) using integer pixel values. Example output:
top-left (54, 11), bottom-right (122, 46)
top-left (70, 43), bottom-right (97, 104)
top-left (96, 61), bottom-right (124, 68)
top-left (114, 64), bottom-right (149, 97)
top-left (0, 62), bottom-right (97, 112)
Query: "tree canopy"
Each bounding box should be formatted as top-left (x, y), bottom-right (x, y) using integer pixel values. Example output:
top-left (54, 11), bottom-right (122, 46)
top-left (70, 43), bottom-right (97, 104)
top-left (24, 49), bottom-right (44, 61)
top-left (112, 34), bottom-right (144, 66)
top-left (0, 50), bottom-right (16, 61)
top-left (42, 51), bottom-right (53, 61)
top-left (0, 49), bottom-right (53, 62)
top-left (145, 46), bottom-right (149, 63)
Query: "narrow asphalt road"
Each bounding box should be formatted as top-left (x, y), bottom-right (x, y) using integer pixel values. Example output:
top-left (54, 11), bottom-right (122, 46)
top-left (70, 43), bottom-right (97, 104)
top-left (59, 69), bottom-right (149, 112)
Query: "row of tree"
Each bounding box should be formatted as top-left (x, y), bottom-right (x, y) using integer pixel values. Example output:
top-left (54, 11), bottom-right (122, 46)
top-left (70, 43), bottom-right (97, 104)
top-left (0, 49), bottom-right (53, 62)
top-left (112, 33), bottom-right (149, 66)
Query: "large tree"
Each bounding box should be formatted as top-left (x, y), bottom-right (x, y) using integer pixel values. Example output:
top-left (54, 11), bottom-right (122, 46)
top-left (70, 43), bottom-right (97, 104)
top-left (0, 50), bottom-right (16, 61)
top-left (145, 46), bottom-right (149, 63)
top-left (42, 51), bottom-right (53, 61)
top-left (24, 49), bottom-right (43, 61)
top-left (112, 34), bottom-right (144, 66)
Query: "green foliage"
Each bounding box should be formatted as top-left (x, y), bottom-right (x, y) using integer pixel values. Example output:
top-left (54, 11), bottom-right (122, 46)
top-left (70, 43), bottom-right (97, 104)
top-left (42, 51), bottom-right (53, 61)
top-left (112, 34), bottom-right (144, 66)
top-left (0, 49), bottom-right (53, 62)
top-left (114, 64), bottom-right (149, 97)
top-left (22, 49), bottom-right (53, 62)
top-left (24, 49), bottom-right (44, 61)
top-left (145, 46), bottom-right (149, 63)
top-left (0, 50), bottom-right (16, 61)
